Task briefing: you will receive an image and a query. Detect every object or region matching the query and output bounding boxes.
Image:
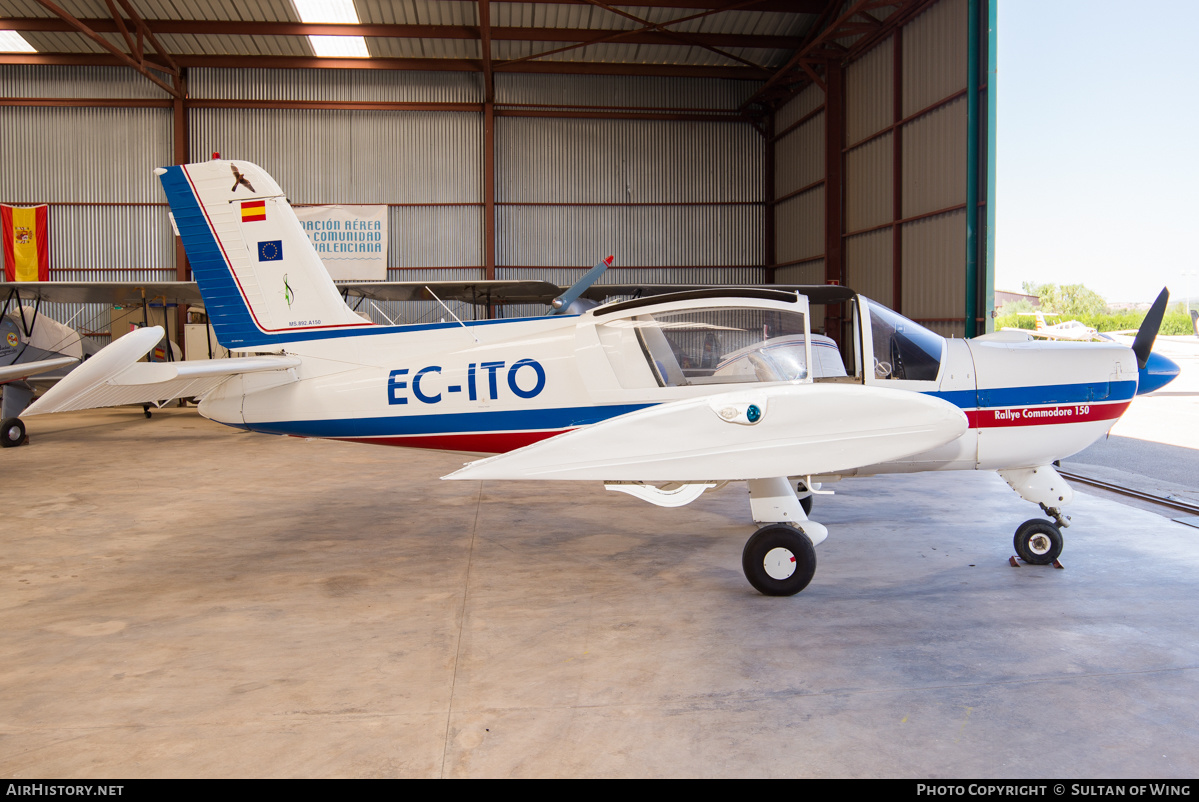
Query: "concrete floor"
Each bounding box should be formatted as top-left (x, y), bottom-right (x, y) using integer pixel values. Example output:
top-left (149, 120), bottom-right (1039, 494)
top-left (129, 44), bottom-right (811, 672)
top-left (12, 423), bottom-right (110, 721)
top-left (3, 406), bottom-right (1199, 778)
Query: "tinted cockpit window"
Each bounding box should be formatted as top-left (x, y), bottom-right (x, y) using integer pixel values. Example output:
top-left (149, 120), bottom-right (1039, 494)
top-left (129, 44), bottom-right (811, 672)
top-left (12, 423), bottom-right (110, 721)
top-left (868, 301), bottom-right (944, 381)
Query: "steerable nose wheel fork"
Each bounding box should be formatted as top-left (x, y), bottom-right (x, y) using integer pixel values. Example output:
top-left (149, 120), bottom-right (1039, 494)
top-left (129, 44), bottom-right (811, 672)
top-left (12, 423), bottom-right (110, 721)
top-left (743, 477), bottom-right (828, 596)
top-left (1000, 466), bottom-right (1072, 565)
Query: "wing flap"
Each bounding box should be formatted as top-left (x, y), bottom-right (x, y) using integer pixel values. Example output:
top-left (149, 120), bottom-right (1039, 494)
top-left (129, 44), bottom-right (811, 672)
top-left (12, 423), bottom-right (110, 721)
top-left (23, 326), bottom-right (300, 416)
top-left (444, 383), bottom-right (969, 482)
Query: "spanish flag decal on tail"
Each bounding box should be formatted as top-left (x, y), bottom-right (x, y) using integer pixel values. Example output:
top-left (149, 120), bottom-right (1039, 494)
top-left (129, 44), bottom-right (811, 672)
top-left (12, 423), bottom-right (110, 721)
top-left (241, 200), bottom-right (266, 223)
top-left (1, 204), bottom-right (49, 282)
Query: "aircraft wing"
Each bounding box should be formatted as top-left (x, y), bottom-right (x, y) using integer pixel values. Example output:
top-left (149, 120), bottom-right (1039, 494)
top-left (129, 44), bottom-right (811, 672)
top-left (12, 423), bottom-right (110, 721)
top-left (23, 326), bottom-right (300, 416)
top-left (0, 281), bottom-right (206, 305)
top-left (444, 383), bottom-right (968, 483)
top-left (0, 356), bottom-right (78, 383)
top-left (337, 280), bottom-right (561, 305)
top-left (2, 280), bottom-right (564, 308)
top-left (1002, 327), bottom-right (1055, 339)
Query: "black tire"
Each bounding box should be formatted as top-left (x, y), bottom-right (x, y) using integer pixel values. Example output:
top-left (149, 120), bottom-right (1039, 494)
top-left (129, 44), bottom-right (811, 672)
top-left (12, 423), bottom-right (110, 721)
top-left (742, 524), bottom-right (817, 596)
top-left (1014, 519), bottom-right (1063, 565)
top-left (1, 417), bottom-right (27, 448)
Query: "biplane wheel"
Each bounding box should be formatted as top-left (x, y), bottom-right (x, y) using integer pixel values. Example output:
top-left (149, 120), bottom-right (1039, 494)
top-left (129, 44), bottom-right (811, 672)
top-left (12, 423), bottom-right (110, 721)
top-left (1, 417), bottom-right (27, 448)
top-left (742, 524), bottom-right (816, 597)
top-left (1014, 519), bottom-right (1063, 565)
top-left (143, 405), bottom-right (152, 419)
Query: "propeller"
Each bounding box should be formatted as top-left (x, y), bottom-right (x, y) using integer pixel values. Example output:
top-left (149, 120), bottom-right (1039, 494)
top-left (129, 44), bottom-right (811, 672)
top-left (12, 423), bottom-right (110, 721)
top-left (1131, 287), bottom-right (1169, 369)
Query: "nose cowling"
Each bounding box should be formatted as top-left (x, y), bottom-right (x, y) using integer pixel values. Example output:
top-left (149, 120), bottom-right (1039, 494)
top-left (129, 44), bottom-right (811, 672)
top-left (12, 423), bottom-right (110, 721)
top-left (1137, 350), bottom-right (1180, 396)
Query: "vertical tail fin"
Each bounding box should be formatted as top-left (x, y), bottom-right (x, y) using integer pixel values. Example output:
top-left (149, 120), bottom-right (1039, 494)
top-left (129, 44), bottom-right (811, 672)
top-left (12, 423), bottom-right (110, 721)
top-left (156, 159), bottom-right (370, 349)
top-left (1034, 312), bottom-right (1046, 331)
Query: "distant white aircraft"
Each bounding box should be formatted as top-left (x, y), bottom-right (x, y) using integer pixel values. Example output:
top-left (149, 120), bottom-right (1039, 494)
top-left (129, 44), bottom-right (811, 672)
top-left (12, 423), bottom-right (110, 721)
top-left (22, 158), bottom-right (1181, 596)
top-left (1004, 311), bottom-right (1098, 341)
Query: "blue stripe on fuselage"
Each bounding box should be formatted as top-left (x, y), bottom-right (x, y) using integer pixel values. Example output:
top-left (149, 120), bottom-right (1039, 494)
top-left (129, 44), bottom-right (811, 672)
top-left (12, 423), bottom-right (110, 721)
top-left (925, 380), bottom-right (1137, 410)
top-left (235, 403), bottom-right (654, 438)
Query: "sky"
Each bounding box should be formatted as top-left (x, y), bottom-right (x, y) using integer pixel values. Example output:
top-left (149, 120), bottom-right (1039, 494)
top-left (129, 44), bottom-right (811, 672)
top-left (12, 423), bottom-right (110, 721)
top-left (995, 0), bottom-right (1199, 305)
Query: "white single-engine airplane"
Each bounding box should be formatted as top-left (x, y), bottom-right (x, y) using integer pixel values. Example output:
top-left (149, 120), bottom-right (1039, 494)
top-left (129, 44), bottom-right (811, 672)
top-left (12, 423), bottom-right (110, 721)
top-left (1004, 311), bottom-right (1099, 341)
top-left (24, 159), bottom-right (1182, 596)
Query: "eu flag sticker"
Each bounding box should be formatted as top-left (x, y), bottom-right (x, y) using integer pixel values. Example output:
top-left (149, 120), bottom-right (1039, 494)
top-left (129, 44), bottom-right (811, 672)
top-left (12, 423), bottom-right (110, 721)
top-left (258, 240), bottom-right (283, 262)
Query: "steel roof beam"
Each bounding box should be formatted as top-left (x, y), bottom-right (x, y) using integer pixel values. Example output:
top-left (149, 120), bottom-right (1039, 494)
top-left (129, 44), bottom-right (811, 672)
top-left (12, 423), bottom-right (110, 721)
top-left (31, 0), bottom-right (181, 97)
top-left (479, 0), bottom-right (493, 101)
top-left (496, 0), bottom-right (771, 74)
top-left (442, 0), bottom-right (824, 9)
top-left (740, 0), bottom-right (933, 113)
top-left (0, 52), bottom-right (764, 80)
top-left (2, 18), bottom-right (803, 50)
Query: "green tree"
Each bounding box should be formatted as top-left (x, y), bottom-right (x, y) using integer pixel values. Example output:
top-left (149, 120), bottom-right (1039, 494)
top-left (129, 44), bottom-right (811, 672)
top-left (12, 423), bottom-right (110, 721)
top-left (1021, 282), bottom-right (1108, 317)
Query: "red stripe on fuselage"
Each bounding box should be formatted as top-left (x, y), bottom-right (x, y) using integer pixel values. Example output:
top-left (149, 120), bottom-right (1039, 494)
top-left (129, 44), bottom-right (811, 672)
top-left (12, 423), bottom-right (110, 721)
top-left (336, 429), bottom-right (572, 454)
top-left (967, 401), bottom-right (1130, 429)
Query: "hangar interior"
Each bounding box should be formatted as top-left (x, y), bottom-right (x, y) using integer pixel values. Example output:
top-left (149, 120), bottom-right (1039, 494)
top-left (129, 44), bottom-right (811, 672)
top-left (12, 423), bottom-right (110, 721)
top-left (1, 0), bottom-right (995, 352)
top-left (20, 0), bottom-right (1199, 783)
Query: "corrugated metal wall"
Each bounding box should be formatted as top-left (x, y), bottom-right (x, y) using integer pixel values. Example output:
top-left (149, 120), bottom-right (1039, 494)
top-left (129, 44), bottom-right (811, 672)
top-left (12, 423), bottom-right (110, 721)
top-left (4, 0), bottom-right (981, 340)
top-left (0, 85), bottom-right (174, 339)
top-left (843, 0), bottom-right (968, 334)
top-left (190, 68), bottom-right (482, 103)
top-left (772, 0), bottom-right (974, 336)
top-left (494, 116), bottom-right (761, 276)
top-left (1, 67), bottom-right (766, 332)
top-left (0, 64), bottom-right (170, 99)
top-left (190, 105), bottom-right (484, 283)
top-left (495, 73), bottom-right (758, 110)
top-left (773, 80), bottom-right (824, 281)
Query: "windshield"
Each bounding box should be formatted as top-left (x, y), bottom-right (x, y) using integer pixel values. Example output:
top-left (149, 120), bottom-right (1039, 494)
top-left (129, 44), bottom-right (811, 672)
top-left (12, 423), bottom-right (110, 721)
top-left (868, 300), bottom-right (944, 382)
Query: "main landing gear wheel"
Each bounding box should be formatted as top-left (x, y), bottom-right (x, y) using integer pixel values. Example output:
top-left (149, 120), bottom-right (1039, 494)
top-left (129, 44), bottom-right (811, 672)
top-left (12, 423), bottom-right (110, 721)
top-left (1, 417), bottom-right (26, 448)
top-left (742, 524), bottom-right (817, 596)
top-left (1014, 519), bottom-right (1064, 565)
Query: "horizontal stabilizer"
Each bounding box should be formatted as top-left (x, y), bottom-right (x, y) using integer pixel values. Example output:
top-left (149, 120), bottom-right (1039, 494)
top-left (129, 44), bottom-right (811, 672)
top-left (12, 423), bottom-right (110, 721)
top-left (24, 326), bottom-right (300, 416)
top-left (444, 383), bottom-right (968, 482)
top-left (0, 356), bottom-right (78, 384)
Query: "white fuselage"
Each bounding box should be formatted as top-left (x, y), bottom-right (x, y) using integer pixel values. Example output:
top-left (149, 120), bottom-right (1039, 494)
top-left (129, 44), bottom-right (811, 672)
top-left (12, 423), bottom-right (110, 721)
top-left (199, 297), bottom-right (1140, 478)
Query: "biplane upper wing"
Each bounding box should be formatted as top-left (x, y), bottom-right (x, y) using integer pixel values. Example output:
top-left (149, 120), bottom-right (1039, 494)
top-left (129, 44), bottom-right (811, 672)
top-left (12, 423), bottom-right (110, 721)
top-left (0, 356), bottom-right (78, 384)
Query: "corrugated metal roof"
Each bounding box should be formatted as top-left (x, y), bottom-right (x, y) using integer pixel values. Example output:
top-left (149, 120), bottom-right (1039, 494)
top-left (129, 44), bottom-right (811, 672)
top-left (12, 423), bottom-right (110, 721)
top-left (1, 0), bottom-right (835, 78)
top-left (357, 0), bottom-right (477, 26)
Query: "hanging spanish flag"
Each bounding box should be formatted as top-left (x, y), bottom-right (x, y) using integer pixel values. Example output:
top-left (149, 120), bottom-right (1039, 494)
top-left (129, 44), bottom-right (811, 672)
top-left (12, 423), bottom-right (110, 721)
top-left (1, 204), bottom-right (50, 282)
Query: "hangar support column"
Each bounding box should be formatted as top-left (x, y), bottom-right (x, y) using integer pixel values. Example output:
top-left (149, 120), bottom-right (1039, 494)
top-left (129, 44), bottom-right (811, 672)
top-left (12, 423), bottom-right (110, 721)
top-left (823, 59), bottom-right (845, 341)
top-left (173, 70), bottom-right (189, 358)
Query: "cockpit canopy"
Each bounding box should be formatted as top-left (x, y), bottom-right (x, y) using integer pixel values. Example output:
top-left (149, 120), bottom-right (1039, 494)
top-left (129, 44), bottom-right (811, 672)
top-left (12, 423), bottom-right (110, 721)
top-left (582, 287), bottom-right (946, 391)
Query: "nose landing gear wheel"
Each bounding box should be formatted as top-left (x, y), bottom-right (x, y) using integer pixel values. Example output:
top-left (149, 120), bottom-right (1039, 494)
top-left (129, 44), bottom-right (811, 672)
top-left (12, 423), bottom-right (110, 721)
top-left (1, 417), bottom-right (27, 448)
top-left (1014, 519), bottom-right (1063, 565)
top-left (742, 524), bottom-right (817, 596)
